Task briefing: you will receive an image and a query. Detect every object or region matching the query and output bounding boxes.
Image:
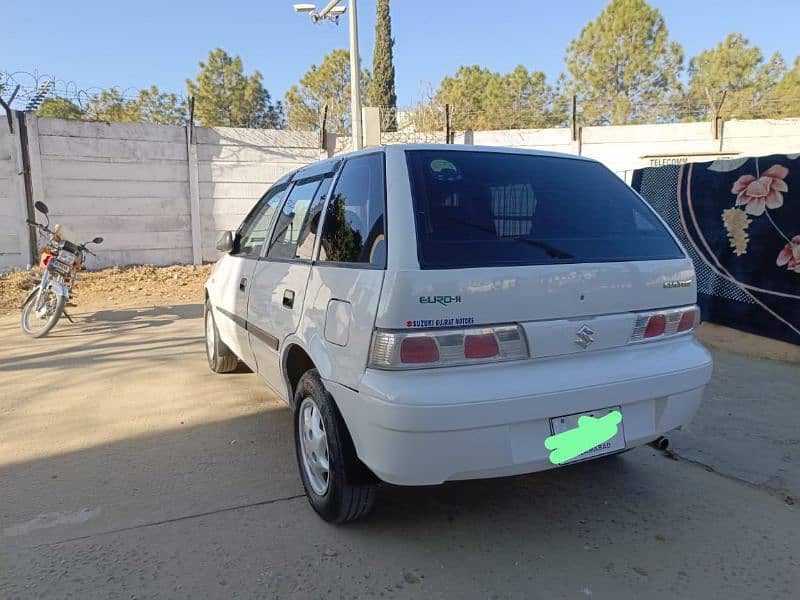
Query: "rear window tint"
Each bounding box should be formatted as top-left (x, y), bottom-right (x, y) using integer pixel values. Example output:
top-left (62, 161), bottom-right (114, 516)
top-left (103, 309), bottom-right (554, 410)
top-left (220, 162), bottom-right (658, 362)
top-left (406, 150), bottom-right (683, 269)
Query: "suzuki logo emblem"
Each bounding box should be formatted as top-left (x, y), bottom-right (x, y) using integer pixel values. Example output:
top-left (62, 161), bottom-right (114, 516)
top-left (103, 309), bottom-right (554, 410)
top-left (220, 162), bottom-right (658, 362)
top-left (575, 325), bottom-right (595, 349)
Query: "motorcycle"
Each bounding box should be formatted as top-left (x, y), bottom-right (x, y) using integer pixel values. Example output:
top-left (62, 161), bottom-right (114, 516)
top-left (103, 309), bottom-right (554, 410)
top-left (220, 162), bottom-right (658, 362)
top-left (21, 201), bottom-right (104, 338)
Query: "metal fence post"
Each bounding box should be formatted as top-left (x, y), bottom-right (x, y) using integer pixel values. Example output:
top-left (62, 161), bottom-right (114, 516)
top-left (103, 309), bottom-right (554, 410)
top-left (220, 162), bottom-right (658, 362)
top-left (14, 111), bottom-right (38, 264)
top-left (445, 104), bottom-right (451, 144)
top-left (571, 95), bottom-right (578, 142)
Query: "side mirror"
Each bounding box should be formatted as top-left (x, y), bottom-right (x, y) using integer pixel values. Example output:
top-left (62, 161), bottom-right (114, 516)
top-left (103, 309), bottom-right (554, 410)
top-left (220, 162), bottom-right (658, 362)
top-left (92, 237), bottom-right (104, 244)
top-left (34, 201), bottom-right (49, 215)
top-left (216, 231), bottom-right (234, 253)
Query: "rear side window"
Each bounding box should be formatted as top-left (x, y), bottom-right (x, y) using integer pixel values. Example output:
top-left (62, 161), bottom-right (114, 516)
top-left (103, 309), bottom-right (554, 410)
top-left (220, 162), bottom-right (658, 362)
top-left (406, 150), bottom-right (683, 269)
top-left (319, 153), bottom-right (386, 267)
top-left (294, 176), bottom-right (333, 260)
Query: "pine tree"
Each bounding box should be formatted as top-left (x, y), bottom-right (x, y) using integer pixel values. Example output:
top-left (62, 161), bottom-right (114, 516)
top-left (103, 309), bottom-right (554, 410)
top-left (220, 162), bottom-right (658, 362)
top-left (769, 57), bottom-right (800, 118)
top-left (367, 0), bottom-right (397, 131)
top-left (186, 49), bottom-right (282, 128)
top-left (285, 49), bottom-right (371, 133)
top-left (565, 0), bottom-right (684, 125)
top-left (687, 34), bottom-right (785, 120)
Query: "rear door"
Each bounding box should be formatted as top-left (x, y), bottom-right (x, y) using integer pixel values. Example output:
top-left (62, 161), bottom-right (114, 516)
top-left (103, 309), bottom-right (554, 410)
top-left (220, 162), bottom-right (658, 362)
top-left (377, 149), bottom-right (695, 358)
top-left (247, 170), bottom-right (335, 393)
top-left (211, 182), bottom-right (287, 368)
top-left (302, 152), bottom-right (388, 389)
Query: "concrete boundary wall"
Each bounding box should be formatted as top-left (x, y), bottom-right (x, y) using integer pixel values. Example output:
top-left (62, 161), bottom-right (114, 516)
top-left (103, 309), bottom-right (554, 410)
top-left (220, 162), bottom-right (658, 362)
top-left (0, 114), bottom-right (29, 271)
top-left (0, 116), bottom-right (322, 270)
top-left (194, 127), bottom-right (320, 262)
top-left (449, 119), bottom-right (800, 181)
top-left (1, 115), bottom-right (800, 270)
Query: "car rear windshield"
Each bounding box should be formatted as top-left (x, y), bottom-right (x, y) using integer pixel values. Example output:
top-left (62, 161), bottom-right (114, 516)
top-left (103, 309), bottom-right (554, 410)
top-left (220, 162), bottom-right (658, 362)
top-left (406, 150), bottom-right (684, 269)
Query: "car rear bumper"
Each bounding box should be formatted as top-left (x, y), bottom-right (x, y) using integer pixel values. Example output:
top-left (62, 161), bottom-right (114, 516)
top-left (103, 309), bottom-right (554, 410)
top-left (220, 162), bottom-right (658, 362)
top-left (327, 336), bottom-right (713, 485)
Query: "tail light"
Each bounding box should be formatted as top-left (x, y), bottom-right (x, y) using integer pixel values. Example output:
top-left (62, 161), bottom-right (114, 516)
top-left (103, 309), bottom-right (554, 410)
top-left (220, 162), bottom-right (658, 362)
top-left (630, 306), bottom-right (700, 343)
top-left (400, 337), bottom-right (439, 364)
top-left (370, 324), bottom-right (528, 370)
top-left (644, 314), bottom-right (666, 338)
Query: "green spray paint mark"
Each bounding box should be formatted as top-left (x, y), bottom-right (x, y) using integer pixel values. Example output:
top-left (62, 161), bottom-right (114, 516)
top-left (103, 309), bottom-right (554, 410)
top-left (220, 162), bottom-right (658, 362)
top-left (544, 410), bottom-right (623, 465)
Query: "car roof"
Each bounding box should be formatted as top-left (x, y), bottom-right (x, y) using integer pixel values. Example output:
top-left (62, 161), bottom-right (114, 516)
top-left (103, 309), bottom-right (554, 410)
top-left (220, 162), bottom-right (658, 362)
top-left (381, 143), bottom-right (595, 163)
top-left (280, 143), bottom-right (596, 183)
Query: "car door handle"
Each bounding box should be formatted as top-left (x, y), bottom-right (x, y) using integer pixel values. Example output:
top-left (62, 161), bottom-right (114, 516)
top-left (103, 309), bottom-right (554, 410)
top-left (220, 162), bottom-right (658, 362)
top-left (282, 289), bottom-right (295, 309)
top-left (239, 278), bottom-right (247, 292)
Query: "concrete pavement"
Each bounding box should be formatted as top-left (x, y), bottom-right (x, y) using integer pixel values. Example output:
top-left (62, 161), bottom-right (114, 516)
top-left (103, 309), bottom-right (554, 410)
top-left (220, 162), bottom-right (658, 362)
top-left (1, 304), bottom-right (797, 599)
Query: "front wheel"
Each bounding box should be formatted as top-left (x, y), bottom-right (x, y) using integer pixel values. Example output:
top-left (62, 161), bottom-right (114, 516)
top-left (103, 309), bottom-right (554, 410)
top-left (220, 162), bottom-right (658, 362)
top-left (294, 369), bottom-right (376, 523)
top-left (21, 286), bottom-right (65, 338)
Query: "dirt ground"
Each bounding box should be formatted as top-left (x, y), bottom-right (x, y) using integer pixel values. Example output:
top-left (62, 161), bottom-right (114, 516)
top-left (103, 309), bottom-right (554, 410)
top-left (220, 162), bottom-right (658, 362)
top-left (3, 263), bottom-right (797, 364)
top-left (0, 264), bottom-right (212, 317)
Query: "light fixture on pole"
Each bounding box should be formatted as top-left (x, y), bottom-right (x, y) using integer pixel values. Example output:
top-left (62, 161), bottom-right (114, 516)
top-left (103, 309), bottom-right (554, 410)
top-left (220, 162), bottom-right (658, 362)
top-left (293, 0), bottom-right (363, 150)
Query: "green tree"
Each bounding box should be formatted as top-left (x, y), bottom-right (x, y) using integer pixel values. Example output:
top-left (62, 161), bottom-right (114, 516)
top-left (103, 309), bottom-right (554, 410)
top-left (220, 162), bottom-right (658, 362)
top-left (133, 86), bottom-right (187, 125)
top-left (186, 48), bottom-right (282, 128)
top-left (83, 86), bottom-right (188, 124)
top-left (688, 33), bottom-right (785, 120)
top-left (768, 57), bottom-right (800, 118)
top-left (367, 0), bottom-right (397, 130)
top-left (84, 89), bottom-right (138, 122)
top-left (37, 98), bottom-right (85, 120)
top-left (285, 49), bottom-right (371, 133)
top-left (565, 0), bottom-right (684, 125)
top-left (434, 65), bottom-right (564, 131)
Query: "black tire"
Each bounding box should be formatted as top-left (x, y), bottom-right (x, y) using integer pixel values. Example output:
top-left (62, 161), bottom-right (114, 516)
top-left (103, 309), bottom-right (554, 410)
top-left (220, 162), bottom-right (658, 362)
top-left (294, 369), bottom-right (376, 523)
top-left (21, 287), bottom-right (65, 338)
top-left (204, 301), bottom-right (238, 373)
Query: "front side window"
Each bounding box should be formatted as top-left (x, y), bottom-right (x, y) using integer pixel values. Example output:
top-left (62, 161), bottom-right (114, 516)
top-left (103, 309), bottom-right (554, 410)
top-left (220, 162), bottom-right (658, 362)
top-left (405, 150), bottom-right (683, 269)
top-left (319, 153), bottom-right (386, 267)
top-left (232, 183), bottom-right (287, 258)
top-left (267, 177), bottom-right (331, 260)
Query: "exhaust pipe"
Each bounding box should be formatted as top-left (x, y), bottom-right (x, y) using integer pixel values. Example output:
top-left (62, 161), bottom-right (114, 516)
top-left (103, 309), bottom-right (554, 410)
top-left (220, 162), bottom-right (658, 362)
top-left (649, 436), bottom-right (669, 451)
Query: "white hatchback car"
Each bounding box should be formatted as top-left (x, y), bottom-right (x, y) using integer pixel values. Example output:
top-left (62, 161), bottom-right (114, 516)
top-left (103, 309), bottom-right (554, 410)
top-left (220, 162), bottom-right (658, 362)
top-left (205, 145), bottom-right (713, 522)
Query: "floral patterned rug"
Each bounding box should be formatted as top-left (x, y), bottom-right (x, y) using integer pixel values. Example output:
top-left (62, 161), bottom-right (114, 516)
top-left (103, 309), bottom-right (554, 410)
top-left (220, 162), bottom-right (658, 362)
top-left (633, 154), bottom-right (800, 346)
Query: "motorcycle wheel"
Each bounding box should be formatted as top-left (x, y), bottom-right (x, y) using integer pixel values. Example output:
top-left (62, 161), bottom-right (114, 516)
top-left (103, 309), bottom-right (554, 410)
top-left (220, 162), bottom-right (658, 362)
top-left (21, 286), bottom-right (65, 338)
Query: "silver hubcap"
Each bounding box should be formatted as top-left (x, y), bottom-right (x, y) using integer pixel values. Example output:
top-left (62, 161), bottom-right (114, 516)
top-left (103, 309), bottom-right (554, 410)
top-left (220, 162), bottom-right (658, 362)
top-left (205, 313), bottom-right (215, 361)
top-left (299, 397), bottom-right (330, 496)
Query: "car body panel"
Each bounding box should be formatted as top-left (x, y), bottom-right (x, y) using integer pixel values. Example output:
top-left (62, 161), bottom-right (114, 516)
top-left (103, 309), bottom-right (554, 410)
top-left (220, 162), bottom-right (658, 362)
top-left (206, 254), bottom-right (258, 368)
top-left (293, 264), bottom-right (385, 391)
top-left (329, 335), bottom-right (712, 484)
top-left (376, 260), bottom-right (696, 331)
top-left (247, 259), bottom-right (314, 395)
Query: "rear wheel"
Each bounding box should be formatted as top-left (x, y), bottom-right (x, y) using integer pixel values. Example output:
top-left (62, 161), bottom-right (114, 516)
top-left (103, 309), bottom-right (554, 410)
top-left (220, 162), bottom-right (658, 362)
top-left (21, 286), bottom-right (65, 338)
top-left (204, 301), bottom-right (238, 373)
top-left (294, 369), bottom-right (376, 523)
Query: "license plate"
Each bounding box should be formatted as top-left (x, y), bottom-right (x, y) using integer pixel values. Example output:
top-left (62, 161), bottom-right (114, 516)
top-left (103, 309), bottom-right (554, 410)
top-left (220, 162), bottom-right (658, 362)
top-left (549, 406), bottom-right (626, 464)
top-left (50, 260), bottom-right (71, 275)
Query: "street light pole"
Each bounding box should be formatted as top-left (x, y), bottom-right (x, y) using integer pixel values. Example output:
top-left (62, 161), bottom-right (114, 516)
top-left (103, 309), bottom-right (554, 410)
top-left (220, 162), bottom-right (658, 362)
top-left (348, 0), bottom-right (363, 150)
top-left (294, 0), bottom-right (362, 151)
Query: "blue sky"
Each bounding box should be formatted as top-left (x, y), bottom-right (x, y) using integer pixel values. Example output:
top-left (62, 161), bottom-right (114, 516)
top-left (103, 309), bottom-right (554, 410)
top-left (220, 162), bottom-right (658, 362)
top-left (4, 0), bottom-right (800, 107)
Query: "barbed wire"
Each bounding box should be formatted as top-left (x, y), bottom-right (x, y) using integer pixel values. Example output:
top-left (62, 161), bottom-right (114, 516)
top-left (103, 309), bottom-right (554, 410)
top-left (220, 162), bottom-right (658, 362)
top-left (4, 69), bottom-right (799, 130)
top-left (381, 93), bottom-right (800, 133)
top-left (0, 70), bottom-right (169, 112)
